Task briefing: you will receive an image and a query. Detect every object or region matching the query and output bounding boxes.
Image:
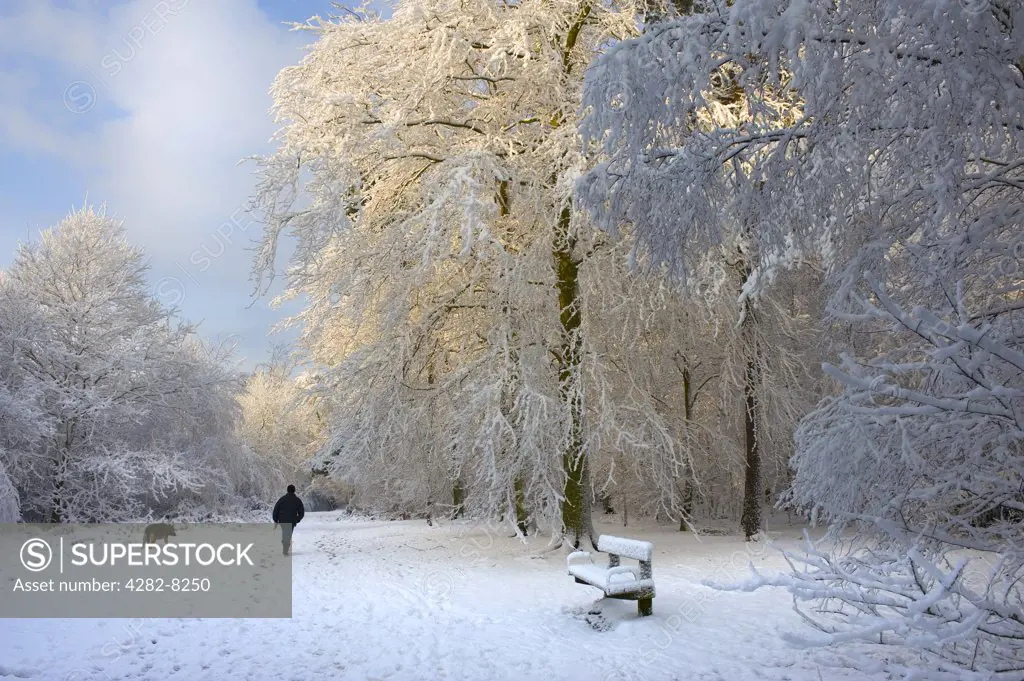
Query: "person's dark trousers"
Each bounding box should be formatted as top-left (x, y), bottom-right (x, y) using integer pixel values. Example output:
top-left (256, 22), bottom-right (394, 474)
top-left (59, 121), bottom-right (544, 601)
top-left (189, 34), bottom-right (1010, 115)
top-left (281, 522), bottom-right (294, 555)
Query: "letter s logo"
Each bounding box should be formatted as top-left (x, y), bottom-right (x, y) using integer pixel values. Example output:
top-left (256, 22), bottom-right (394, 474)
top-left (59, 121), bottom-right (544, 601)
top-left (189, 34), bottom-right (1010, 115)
top-left (20, 538), bottom-right (52, 572)
top-left (62, 81), bottom-right (96, 114)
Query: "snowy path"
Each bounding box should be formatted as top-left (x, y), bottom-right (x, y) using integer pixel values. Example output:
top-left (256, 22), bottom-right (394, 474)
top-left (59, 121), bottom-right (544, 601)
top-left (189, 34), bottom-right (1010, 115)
top-left (1, 513), bottom-right (880, 681)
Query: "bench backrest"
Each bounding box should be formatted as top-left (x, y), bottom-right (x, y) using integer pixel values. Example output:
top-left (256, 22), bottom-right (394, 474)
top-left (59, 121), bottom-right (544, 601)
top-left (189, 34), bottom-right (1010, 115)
top-left (597, 535), bottom-right (653, 562)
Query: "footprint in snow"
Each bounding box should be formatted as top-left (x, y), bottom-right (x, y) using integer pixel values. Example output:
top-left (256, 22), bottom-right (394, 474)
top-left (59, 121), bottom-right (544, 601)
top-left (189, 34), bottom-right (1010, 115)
top-left (566, 605), bottom-right (616, 632)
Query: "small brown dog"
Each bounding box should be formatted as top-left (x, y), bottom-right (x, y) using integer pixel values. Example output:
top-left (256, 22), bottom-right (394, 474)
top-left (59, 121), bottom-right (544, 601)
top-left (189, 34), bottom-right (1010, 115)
top-left (142, 523), bottom-right (177, 545)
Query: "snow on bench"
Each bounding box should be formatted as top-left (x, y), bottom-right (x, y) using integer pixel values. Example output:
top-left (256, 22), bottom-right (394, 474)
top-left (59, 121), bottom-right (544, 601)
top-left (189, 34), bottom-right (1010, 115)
top-left (566, 535), bottom-right (655, 616)
top-left (596, 535), bottom-right (653, 562)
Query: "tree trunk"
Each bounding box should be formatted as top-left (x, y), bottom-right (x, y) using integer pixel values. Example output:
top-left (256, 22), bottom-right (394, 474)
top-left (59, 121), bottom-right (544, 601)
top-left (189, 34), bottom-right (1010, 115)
top-left (452, 478), bottom-right (465, 519)
top-left (50, 478), bottom-right (64, 523)
top-left (679, 479), bottom-right (695, 531)
top-left (554, 204), bottom-right (594, 549)
top-left (679, 360), bottom-right (694, 531)
top-left (50, 421), bottom-right (74, 523)
top-left (559, 381), bottom-right (592, 548)
top-left (514, 476), bottom-right (529, 536)
top-left (739, 293), bottom-right (762, 540)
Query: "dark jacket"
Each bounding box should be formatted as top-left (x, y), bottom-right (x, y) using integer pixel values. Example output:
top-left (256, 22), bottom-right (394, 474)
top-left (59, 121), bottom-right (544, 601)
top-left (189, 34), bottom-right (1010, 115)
top-left (273, 492), bottom-right (305, 525)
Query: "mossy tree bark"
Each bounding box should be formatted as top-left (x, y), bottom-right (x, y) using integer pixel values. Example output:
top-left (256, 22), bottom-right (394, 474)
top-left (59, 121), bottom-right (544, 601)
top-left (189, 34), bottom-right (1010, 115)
top-left (551, 2), bottom-right (596, 551)
top-left (554, 204), bottom-right (594, 549)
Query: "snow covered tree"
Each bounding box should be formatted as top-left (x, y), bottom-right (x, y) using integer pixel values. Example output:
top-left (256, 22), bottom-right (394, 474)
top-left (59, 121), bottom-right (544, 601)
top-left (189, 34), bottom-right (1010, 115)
top-left (579, 235), bottom-right (820, 531)
top-left (250, 0), bottom-right (741, 545)
top-left (0, 280), bottom-right (48, 523)
top-left (579, 0), bottom-right (1023, 675)
top-left (238, 359), bottom-right (326, 489)
top-left (579, 0), bottom-right (815, 538)
top-left (0, 206), bottom-right (265, 522)
top-left (0, 461), bottom-right (20, 523)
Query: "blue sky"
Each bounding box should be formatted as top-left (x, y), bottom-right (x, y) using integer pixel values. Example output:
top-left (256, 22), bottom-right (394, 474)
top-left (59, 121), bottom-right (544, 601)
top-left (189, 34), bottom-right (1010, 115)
top-left (0, 0), bottom-right (347, 370)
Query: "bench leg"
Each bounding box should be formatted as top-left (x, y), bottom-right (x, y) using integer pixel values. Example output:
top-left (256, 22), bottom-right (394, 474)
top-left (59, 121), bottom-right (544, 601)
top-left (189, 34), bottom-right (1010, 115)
top-left (638, 598), bottom-right (653, 617)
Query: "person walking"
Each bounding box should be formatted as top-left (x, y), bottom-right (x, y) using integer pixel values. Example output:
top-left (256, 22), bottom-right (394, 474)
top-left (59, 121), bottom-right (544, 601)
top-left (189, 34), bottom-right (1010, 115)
top-left (272, 484), bottom-right (305, 556)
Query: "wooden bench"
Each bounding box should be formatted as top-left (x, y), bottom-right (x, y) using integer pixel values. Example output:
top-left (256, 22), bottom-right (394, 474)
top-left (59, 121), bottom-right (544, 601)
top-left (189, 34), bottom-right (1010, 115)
top-left (566, 535), bottom-right (655, 616)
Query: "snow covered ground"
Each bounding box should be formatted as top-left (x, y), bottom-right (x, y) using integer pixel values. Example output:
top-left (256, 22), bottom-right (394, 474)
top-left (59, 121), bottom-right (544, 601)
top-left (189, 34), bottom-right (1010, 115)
top-left (1, 512), bottom-right (882, 681)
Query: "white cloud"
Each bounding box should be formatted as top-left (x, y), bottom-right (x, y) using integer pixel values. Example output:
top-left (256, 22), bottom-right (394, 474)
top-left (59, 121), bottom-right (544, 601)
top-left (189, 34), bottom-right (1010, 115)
top-left (0, 0), bottom-right (313, 366)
